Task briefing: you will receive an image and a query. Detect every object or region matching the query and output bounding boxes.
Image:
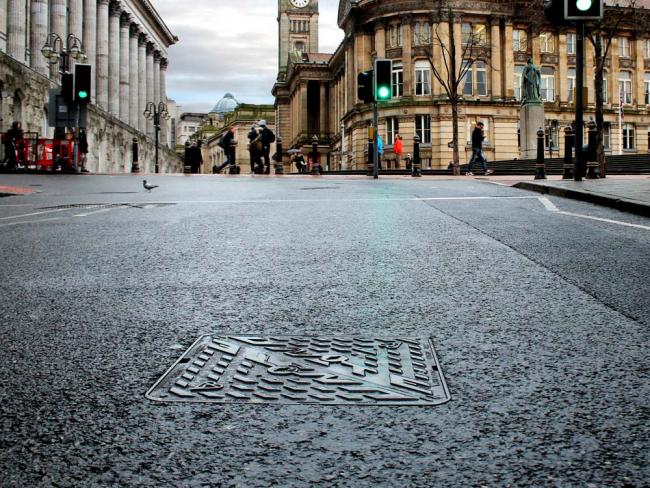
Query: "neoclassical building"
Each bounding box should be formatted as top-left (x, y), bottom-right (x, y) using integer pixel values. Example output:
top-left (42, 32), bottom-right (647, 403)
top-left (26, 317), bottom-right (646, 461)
top-left (0, 0), bottom-right (180, 173)
top-left (273, 0), bottom-right (650, 170)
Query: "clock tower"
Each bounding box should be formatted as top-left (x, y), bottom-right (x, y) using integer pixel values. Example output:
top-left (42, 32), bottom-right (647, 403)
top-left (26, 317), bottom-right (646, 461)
top-left (278, 0), bottom-right (319, 78)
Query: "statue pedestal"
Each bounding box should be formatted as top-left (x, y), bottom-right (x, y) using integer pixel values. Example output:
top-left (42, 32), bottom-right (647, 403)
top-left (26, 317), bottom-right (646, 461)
top-left (520, 103), bottom-right (544, 160)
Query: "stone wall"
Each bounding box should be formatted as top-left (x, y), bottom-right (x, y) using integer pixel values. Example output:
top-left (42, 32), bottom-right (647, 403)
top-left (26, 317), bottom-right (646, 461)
top-left (0, 51), bottom-right (182, 173)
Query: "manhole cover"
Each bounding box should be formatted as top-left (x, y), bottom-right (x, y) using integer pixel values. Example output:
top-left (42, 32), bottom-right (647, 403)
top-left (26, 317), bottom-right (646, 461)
top-left (146, 335), bottom-right (450, 406)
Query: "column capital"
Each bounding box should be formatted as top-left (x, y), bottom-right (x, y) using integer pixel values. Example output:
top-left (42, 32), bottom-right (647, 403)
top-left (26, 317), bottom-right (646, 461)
top-left (138, 33), bottom-right (148, 46)
top-left (98, 0), bottom-right (110, 5)
top-left (120, 12), bottom-right (132, 28)
top-left (109, 1), bottom-right (122, 17)
top-left (489, 15), bottom-right (501, 27)
top-left (400, 14), bottom-right (414, 26)
top-left (130, 23), bottom-right (141, 37)
top-left (154, 50), bottom-right (162, 62)
top-left (146, 42), bottom-right (155, 54)
top-left (374, 20), bottom-right (386, 32)
top-left (161, 58), bottom-right (169, 70)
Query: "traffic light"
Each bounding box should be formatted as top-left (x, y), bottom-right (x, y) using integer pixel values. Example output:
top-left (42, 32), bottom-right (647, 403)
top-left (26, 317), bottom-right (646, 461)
top-left (74, 64), bottom-right (92, 104)
top-left (565, 0), bottom-right (603, 20)
top-left (357, 70), bottom-right (374, 103)
top-left (61, 73), bottom-right (74, 103)
top-left (374, 59), bottom-right (392, 101)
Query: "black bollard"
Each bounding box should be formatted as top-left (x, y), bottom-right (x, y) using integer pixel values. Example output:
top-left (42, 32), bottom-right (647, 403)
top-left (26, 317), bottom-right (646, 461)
top-left (535, 127), bottom-right (547, 180)
top-left (562, 125), bottom-right (574, 180)
top-left (311, 135), bottom-right (319, 175)
top-left (585, 119), bottom-right (599, 179)
top-left (412, 135), bottom-right (422, 177)
top-left (367, 138), bottom-right (374, 176)
top-left (228, 140), bottom-right (238, 174)
top-left (131, 138), bottom-right (140, 173)
top-left (275, 137), bottom-right (283, 175)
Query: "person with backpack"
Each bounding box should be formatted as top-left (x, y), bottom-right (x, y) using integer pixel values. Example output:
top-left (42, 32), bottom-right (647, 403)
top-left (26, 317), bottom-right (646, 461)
top-left (258, 119), bottom-right (275, 175)
top-left (214, 126), bottom-right (236, 173)
top-left (247, 124), bottom-right (263, 174)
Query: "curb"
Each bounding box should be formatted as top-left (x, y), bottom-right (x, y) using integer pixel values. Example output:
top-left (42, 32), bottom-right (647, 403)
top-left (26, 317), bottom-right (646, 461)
top-left (513, 181), bottom-right (650, 218)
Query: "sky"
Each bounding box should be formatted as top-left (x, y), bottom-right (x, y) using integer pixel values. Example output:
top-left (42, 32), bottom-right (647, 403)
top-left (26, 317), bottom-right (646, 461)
top-left (153, 0), bottom-right (344, 113)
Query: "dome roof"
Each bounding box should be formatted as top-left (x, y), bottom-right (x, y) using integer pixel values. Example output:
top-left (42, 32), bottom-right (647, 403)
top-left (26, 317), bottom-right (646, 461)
top-left (210, 93), bottom-right (239, 114)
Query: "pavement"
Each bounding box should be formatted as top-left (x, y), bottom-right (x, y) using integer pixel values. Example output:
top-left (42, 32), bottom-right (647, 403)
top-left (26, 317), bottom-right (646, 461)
top-left (0, 173), bottom-right (648, 487)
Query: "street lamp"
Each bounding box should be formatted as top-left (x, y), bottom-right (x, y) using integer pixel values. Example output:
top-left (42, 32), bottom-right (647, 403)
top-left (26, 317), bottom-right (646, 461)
top-left (41, 33), bottom-right (85, 76)
top-left (144, 101), bottom-right (170, 174)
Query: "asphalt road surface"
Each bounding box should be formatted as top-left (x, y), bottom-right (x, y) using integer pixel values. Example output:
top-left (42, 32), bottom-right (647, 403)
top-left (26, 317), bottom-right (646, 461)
top-left (1, 174), bottom-right (648, 487)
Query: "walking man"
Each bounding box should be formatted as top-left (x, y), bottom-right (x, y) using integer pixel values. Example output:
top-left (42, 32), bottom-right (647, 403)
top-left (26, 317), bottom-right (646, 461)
top-left (258, 120), bottom-right (275, 175)
top-left (215, 126), bottom-right (236, 173)
top-left (466, 121), bottom-right (493, 176)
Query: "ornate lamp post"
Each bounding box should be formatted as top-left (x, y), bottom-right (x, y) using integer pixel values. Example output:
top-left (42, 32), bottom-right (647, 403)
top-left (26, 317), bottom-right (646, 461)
top-left (144, 102), bottom-right (170, 174)
top-left (41, 33), bottom-right (85, 76)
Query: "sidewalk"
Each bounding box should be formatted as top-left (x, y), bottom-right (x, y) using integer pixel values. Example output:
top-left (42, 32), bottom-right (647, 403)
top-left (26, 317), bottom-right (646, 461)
top-left (510, 175), bottom-right (650, 217)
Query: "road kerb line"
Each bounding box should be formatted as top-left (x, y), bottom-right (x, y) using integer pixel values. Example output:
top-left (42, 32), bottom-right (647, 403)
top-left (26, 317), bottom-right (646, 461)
top-left (0, 217), bottom-right (62, 227)
top-left (0, 208), bottom-right (70, 220)
top-left (556, 211), bottom-right (650, 230)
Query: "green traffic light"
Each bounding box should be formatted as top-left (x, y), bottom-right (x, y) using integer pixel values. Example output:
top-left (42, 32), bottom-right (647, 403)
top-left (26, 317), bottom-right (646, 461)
top-left (576, 0), bottom-right (592, 11)
top-left (377, 86), bottom-right (391, 100)
top-left (78, 90), bottom-right (88, 99)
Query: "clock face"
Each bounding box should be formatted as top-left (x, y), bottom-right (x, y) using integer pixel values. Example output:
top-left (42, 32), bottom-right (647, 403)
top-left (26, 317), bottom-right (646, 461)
top-left (290, 0), bottom-right (310, 7)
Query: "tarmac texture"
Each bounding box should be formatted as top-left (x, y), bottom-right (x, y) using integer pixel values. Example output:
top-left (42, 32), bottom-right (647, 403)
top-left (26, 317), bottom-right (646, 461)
top-left (0, 174), bottom-right (648, 487)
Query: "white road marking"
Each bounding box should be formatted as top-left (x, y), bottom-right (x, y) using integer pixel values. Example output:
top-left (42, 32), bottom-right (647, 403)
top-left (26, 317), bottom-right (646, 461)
top-left (74, 207), bottom-right (116, 217)
top-left (538, 197), bottom-right (559, 212)
top-left (556, 211), bottom-right (650, 230)
top-left (0, 217), bottom-right (62, 227)
top-left (0, 208), bottom-right (71, 220)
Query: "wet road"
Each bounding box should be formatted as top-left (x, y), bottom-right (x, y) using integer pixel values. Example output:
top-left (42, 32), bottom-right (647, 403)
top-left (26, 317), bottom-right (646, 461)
top-left (1, 174), bottom-right (648, 487)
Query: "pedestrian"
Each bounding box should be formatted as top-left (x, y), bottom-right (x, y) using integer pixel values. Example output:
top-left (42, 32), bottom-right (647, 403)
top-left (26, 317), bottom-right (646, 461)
top-left (189, 141), bottom-right (202, 174)
top-left (258, 119), bottom-right (275, 175)
top-left (78, 128), bottom-right (89, 173)
top-left (466, 121), bottom-right (493, 176)
top-left (393, 134), bottom-right (403, 169)
top-left (2, 121), bottom-right (23, 171)
top-left (215, 126), bottom-right (236, 173)
top-left (377, 133), bottom-right (383, 170)
top-left (247, 124), bottom-right (262, 174)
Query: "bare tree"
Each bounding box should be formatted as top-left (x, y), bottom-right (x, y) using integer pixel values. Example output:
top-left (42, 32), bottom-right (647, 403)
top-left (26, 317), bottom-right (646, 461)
top-left (421, 2), bottom-right (489, 175)
top-left (586, 0), bottom-right (649, 177)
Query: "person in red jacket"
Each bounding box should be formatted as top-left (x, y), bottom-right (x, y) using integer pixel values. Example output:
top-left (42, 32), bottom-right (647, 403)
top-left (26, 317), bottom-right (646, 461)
top-left (393, 134), bottom-right (403, 169)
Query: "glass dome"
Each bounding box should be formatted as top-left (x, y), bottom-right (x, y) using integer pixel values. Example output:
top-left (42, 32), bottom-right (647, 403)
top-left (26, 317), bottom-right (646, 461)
top-left (210, 93), bottom-right (239, 114)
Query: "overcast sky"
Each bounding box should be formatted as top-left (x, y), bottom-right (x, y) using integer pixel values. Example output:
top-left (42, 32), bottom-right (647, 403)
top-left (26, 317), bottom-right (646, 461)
top-left (153, 0), bottom-right (344, 113)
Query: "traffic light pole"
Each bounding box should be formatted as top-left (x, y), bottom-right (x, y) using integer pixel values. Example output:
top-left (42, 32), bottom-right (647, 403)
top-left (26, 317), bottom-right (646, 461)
top-left (574, 20), bottom-right (585, 181)
top-left (373, 102), bottom-right (379, 179)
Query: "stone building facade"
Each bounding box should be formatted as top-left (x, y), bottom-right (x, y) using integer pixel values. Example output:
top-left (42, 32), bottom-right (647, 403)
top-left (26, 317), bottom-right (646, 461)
top-left (274, 0), bottom-right (650, 169)
top-left (0, 0), bottom-right (181, 173)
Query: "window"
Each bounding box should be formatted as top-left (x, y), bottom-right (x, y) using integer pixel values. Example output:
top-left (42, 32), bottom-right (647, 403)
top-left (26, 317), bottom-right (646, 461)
top-left (462, 61), bottom-right (488, 97)
top-left (294, 41), bottom-right (305, 53)
top-left (568, 68), bottom-right (576, 103)
top-left (462, 23), bottom-right (487, 46)
top-left (514, 65), bottom-right (524, 101)
top-left (466, 117), bottom-right (490, 145)
top-left (415, 115), bottom-right (431, 144)
top-left (645, 39), bottom-right (650, 59)
top-left (413, 22), bottom-right (431, 45)
top-left (462, 61), bottom-right (473, 96)
top-left (392, 64), bottom-right (403, 97)
top-left (601, 73), bottom-right (608, 103)
top-left (415, 61), bottom-right (431, 96)
top-left (513, 30), bottom-right (527, 52)
top-left (386, 117), bottom-right (399, 145)
top-left (603, 122), bottom-right (611, 149)
top-left (623, 123), bottom-right (635, 150)
top-left (619, 71), bottom-right (632, 104)
top-left (388, 24), bottom-right (402, 47)
top-left (619, 37), bottom-right (630, 58)
top-left (567, 33), bottom-right (576, 55)
top-left (644, 73), bottom-right (650, 105)
top-left (540, 32), bottom-right (554, 53)
top-left (545, 120), bottom-right (559, 150)
top-left (541, 67), bottom-right (555, 102)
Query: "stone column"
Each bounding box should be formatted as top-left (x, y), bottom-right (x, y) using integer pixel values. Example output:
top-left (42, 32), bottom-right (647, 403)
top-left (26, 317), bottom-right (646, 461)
top-left (401, 15), bottom-right (413, 97)
top-left (108, 2), bottom-right (121, 116)
top-left (83, 0), bottom-right (97, 101)
top-left (119, 13), bottom-right (130, 122)
top-left (300, 82), bottom-right (308, 135)
top-left (146, 42), bottom-right (154, 137)
top-left (129, 24), bottom-right (139, 128)
top-left (30, 0), bottom-right (49, 76)
top-left (153, 51), bottom-right (161, 104)
top-left (558, 32), bottom-right (568, 103)
top-left (432, 22), bottom-right (443, 96)
top-left (138, 34), bottom-right (147, 133)
top-left (490, 18), bottom-right (502, 99)
top-left (610, 38), bottom-right (619, 105)
top-left (585, 37), bottom-right (595, 106)
top-left (503, 21), bottom-right (515, 99)
top-left (7, 0), bottom-right (27, 62)
top-left (374, 21), bottom-right (386, 58)
top-left (96, 0), bottom-right (110, 110)
top-left (0, 0), bottom-right (7, 52)
top-left (68, 0), bottom-right (83, 40)
top-left (319, 82), bottom-right (327, 138)
top-left (635, 37), bottom-right (645, 107)
top-left (453, 19), bottom-right (463, 90)
top-left (437, 21), bottom-right (450, 95)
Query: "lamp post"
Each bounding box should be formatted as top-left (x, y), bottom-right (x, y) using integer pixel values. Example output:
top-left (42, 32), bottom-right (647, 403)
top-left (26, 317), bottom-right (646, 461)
top-left (41, 33), bottom-right (85, 77)
top-left (144, 102), bottom-right (170, 174)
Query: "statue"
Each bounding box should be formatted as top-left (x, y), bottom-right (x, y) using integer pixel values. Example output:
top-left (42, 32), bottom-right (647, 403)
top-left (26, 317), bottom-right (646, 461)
top-left (521, 58), bottom-right (542, 105)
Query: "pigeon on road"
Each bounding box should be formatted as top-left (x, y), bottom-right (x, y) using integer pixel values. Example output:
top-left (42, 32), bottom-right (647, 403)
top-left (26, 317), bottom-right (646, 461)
top-left (143, 180), bottom-right (158, 192)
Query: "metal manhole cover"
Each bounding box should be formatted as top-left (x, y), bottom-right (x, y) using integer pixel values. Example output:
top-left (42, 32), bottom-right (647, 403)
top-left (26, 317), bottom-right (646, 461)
top-left (146, 335), bottom-right (450, 406)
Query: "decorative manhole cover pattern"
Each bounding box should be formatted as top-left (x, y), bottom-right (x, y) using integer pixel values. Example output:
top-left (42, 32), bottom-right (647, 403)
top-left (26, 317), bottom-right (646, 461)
top-left (147, 335), bottom-right (450, 406)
